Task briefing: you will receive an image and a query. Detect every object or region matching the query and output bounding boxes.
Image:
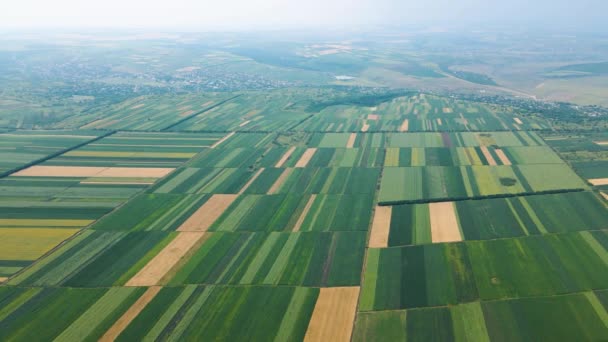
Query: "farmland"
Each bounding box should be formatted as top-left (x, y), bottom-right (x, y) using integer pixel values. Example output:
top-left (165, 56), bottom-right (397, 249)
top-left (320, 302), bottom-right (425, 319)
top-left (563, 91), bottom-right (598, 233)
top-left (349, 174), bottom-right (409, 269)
top-left (0, 86), bottom-right (607, 341)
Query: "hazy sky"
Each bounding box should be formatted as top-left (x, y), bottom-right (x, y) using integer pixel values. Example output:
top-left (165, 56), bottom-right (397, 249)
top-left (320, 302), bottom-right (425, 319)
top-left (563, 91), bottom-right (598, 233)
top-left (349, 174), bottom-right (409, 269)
top-left (2, 0), bottom-right (607, 31)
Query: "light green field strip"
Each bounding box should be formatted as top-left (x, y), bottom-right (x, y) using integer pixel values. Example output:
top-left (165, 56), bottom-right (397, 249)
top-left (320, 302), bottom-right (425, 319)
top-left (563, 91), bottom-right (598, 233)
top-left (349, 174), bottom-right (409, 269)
top-left (33, 232), bottom-right (126, 286)
top-left (264, 234), bottom-right (300, 284)
top-left (275, 287), bottom-right (314, 342)
top-left (585, 292), bottom-right (608, 328)
top-left (0, 288), bottom-right (42, 322)
top-left (240, 233), bottom-right (282, 284)
top-left (166, 286), bottom-right (215, 342)
top-left (56, 287), bottom-right (140, 342)
top-left (359, 249), bottom-right (379, 311)
top-left (154, 168), bottom-right (199, 194)
top-left (505, 199), bottom-right (530, 235)
top-left (0, 134), bottom-right (96, 139)
top-left (451, 302), bottom-right (491, 342)
top-left (143, 286), bottom-right (198, 341)
top-left (580, 232), bottom-right (608, 267)
top-left (516, 197), bottom-right (548, 234)
top-left (0, 219), bottom-right (93, 227)
top-left (64, 151), bottom-right (196, 158)
top-left (0, 228), bottom-right (79, 260)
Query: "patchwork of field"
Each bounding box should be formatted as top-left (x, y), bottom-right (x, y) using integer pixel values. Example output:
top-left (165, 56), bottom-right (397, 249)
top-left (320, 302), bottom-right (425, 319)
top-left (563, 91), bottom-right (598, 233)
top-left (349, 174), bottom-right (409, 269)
top-left (376, 191), bottom-right (608, 246)
top-left (543, 132), bottom-right (608, 188)
top-left (169, 91), bottom-right (314, 132)
top-left (55, 94), bottom-right (232, 131)
top-left (354, 291), bottom-right (608, 341)
top-left (43, 131), bottom-right (226, 168)
top-left (0, 130), bottom-right (101, 175)
top-left (295, 94), bottom-right (552, 132)
top-left (0, 202), bottom-right (113, 278)
top-left (360, 230), bottom-right (608, 310)
top-left (379, 164), bottom-right (586, 203)
top-left (1, 91), bottom-right (607, 341)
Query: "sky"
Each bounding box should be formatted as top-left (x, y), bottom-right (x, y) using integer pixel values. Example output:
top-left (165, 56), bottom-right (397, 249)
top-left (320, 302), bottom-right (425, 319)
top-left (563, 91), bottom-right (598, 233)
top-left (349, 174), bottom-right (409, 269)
top-left (1, 0), bottom-right (607, 31)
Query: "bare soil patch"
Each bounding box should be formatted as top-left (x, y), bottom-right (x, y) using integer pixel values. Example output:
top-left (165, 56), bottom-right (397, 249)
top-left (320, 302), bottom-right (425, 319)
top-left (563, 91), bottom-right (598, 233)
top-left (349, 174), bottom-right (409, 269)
top-left (296, 148), bottom-right (317, 168)
top-left (480, 146), bottom-right (497, 166)
top-left (367, 114), bottom-right (379, 120)
top-left (14, 166), bottom-right (107, 177)
top-left (126, 232), bottom-right (208, 286)
top-left (494, 149), bottom-right (512, 165)
top-left (178, 194), bottom-right (238, 232)
top-left (275, 147), bottom-right (296, 167)
top-left (361, 123), bottom-right (370, 132)
top-left (238, 168), bottom-right (265, 194)
top-left (14, 166), bottom-right (173, 178)
top-left (211, 132), bottom-right (236, 148)
top-left (97, 167), bottom-right (173, 178)
top-left (514, 117), bottom-right (523, 125)
top-left (399, 119), bottom-right (409, 132)
top-left (304, 287), bottom-right (360, 342)
top-left (99, 286), bottom-right (161, 342)
top-left (589, 178), bottom-right (608, 186)
top-left (429, 202), bottom-right (462, 243)
top-left (369, 206), bottom-right (391, 248)
top-left (268, 168), bottom-right (293, 194)
top-left (180, 110), bottom-right (195, 117)
top-left (346, 133), bottom-right (357, 148)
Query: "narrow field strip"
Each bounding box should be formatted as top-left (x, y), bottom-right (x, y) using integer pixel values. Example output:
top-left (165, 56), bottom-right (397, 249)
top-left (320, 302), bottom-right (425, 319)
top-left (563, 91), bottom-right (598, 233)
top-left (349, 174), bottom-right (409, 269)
top-left (178, 194), bottom-right (239, 232)
top-left (361, 122), bottom-right (370, 132)
top-left (275, 147), bottom-right (296, 167)
top-left (268, 168), bottom-right (293, 194)
top-left (238, 168), bottom-right (266, 194)
top-left (399, 119), bottom-right (409, 132)
top-left (99, 286), bottom-right (162, 342)
top-left (79, 181), bottom-right (155, 185)
top-left (13, 165), bottom-right (174, 178)
top-left (296, 148), bottom-right (317, 168)
top-left (293, 194), bottom-right (317, 232)
top-left (429, 202), bottom-right (462, 243)
top-left (126, 232), bottom-right (208, 286)
top-left (211, 132), bottom-right (236, 148)
top-left (346, 133), bottom-right (357, 148)
top-left (494, 148), bottom-right (512, 165)
top-left (589, 178), bottom-right (608, 186)
top-left (304, 287), bottom-right (360, 342)
top-left (514, 117), bottom-right (523, 125)
top-left (480, 146), bottom-right (497, 165)
top-left (369, 206), bottom-right (391, 248)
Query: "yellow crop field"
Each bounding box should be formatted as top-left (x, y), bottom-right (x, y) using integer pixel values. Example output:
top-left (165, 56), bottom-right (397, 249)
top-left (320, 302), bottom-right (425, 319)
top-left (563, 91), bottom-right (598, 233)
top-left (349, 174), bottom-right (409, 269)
top-left (0, 228), bottom-right (79, 260)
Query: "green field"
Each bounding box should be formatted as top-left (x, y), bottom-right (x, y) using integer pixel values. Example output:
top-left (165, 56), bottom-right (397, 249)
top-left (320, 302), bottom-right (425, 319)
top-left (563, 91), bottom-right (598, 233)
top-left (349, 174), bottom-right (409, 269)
top-left (1, 87), bottom-right (607, 341)
top-left (386, 191), bottom-right (608, 245)
top-left (360, 230), bottom-right (608, 310)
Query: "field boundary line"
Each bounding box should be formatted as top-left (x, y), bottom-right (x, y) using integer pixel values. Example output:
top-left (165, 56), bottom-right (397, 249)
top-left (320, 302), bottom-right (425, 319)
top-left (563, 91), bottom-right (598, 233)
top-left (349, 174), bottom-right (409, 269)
top-left (377, 188), bottom-right (586, 206)
top-left (0, 130), bottom-right (116, 179)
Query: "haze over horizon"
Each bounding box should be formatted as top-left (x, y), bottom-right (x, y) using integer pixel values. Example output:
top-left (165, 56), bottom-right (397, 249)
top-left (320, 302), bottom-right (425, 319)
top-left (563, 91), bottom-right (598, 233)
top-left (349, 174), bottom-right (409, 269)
top-left (2, 0), bottom-right (607, 32)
